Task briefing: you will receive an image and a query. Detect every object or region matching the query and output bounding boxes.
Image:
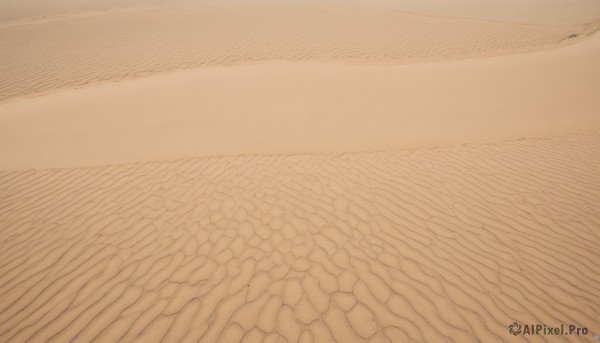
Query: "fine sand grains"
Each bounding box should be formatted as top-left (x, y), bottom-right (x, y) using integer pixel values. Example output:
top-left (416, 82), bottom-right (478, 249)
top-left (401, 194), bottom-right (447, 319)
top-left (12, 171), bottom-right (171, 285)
top-left (0, 133), bottom-right (598, 342)
top-left (1, 7), bottom-right (598, 101)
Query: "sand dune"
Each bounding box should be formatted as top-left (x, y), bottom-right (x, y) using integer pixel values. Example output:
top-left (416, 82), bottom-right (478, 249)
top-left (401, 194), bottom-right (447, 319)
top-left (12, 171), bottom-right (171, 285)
top-left (1, 28), bottom-right (600, 170)
top-left (2, 0), bottom-right (600, 25)
top-left (0, 133), bottom-right (599, 342)
top-left (1, 0), bottom-right (600, 342)
top-left (1, 5), bottom-right (599, 101)
top-left (345, 0), bottom-right (600, 25)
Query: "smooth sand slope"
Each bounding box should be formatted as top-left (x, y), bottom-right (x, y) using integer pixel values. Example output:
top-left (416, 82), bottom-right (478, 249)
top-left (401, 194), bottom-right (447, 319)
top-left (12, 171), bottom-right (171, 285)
top-left (1, 133), bottom-right (599, 342)
top-left (1, 0), bottom-right (600, 342)
top-left (1, 28), bottom-right (600, 170)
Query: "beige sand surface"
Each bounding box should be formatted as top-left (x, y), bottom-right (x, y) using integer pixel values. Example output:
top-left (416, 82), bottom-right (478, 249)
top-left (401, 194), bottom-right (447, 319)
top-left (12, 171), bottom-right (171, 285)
top-left (1, 133), bottom-right (599, 342)
top-left (1, 29), bottom-right (600, 170)
top-left (1, 0), bottom-right (600, 342)
top-left (344, 0), bottom-right (600, 25)
top-left (1, 4), bottom-right (599, 101)
top-left (2, 0), bottom-right (600, 25)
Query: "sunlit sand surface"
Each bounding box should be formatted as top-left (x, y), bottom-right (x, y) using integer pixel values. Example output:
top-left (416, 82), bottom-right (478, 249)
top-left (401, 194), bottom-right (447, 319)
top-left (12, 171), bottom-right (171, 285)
top-left (1, 0), bottom-right (599, 342)
top-left (2, 2), bottom-right (600, 102)
top-left (1, 134), bottom-right (599, 342)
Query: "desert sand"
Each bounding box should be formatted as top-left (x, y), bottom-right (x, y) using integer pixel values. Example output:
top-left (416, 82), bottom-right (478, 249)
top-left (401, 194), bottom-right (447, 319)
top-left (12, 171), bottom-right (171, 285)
top-left (1, 0), bottom-right (600, 342)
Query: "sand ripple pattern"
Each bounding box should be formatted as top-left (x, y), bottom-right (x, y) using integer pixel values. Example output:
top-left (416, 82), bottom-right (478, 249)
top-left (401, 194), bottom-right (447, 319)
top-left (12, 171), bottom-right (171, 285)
top-left (1, 133), bottom-right (599, 342)
top-left (1, 7), bottom-right (598, 101)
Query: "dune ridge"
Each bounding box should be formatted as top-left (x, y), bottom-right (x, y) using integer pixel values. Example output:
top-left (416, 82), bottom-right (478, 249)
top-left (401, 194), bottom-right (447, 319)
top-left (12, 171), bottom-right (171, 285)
top-left (1, 7), bottom-right (599, 101)
top-left (1, 27), bottom-right (599, 171)
top-left (2, 1), bottom-right (600, 341)
top-left (0, 133), bottom-right (599, 342)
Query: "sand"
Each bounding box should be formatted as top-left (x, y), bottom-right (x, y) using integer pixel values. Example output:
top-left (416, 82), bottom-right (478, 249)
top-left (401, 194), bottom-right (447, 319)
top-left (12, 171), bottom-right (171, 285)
top-left (1, 0), bottom-right (600, 342)
top-left (2, 4), bottom-right (599, 102)
top-left (1, 134), bottom-right (599, 342)
top-left (2, 28), bottom-right (600, 170)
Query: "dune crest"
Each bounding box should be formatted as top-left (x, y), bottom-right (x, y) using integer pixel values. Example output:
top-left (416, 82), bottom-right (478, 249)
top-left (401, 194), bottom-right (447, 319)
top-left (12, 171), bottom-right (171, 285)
top-left (1, 6), bottom-right (599, 101)
top-left (2, 1), bottom-right (599, 341)
top-left (1, 28), bottom-right (600, 170)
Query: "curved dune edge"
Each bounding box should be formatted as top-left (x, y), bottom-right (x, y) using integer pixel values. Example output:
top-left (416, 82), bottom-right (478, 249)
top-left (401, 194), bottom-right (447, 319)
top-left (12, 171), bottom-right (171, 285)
top-left (2, 6), bottom-right (600, 101)
top-left (1, 29), bottom-right (600, 171)
top-left (0, 132), bottom-right (599, 342)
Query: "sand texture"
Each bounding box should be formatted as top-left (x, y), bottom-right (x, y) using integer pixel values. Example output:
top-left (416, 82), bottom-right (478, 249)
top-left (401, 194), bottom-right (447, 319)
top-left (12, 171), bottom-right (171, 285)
top-left (1, 26), bottom-right (600, 170)
top-left (1, 6), bottom-right (599, 101)
top-left (1, 133), bottom-right (599, 342)
top-left (1, 0), bottom-right (600, 341)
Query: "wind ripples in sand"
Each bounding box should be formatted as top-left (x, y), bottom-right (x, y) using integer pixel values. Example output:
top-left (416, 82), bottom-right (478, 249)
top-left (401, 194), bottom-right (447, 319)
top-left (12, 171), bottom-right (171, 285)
top-left (0, 133), bottom-right (598, 342)
top-left (0, 7), bottom-right (598, 101)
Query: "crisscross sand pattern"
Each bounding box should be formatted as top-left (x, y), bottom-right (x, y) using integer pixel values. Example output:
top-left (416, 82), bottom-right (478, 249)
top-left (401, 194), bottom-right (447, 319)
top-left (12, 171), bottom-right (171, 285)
top-left (1, 7), bottom-right (598, 101)
top-left (0, 133), bottom-right (599, 342)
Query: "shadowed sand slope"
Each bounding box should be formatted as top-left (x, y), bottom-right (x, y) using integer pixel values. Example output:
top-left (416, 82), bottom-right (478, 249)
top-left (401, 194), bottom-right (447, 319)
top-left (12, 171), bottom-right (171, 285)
top-left (1, 6), bottom-right (599, 101)
top-left (0, 133), bottom-right (599, 342)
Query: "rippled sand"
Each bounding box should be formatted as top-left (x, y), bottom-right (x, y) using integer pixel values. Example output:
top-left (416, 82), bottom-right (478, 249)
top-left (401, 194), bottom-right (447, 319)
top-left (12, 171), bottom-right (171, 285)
top-left (1, 0), bottom-right (600, 342)
top-left (1, 4), bottom-right (599, 101)
top-left (1, 134), bottom-right (599, 342)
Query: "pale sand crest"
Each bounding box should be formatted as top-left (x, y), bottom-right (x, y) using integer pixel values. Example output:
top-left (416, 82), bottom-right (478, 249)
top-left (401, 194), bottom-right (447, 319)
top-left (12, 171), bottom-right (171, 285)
top-left (1, 5), bottom-right (599, 102)
top-left (1, 27), bottom-right (600, 170)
